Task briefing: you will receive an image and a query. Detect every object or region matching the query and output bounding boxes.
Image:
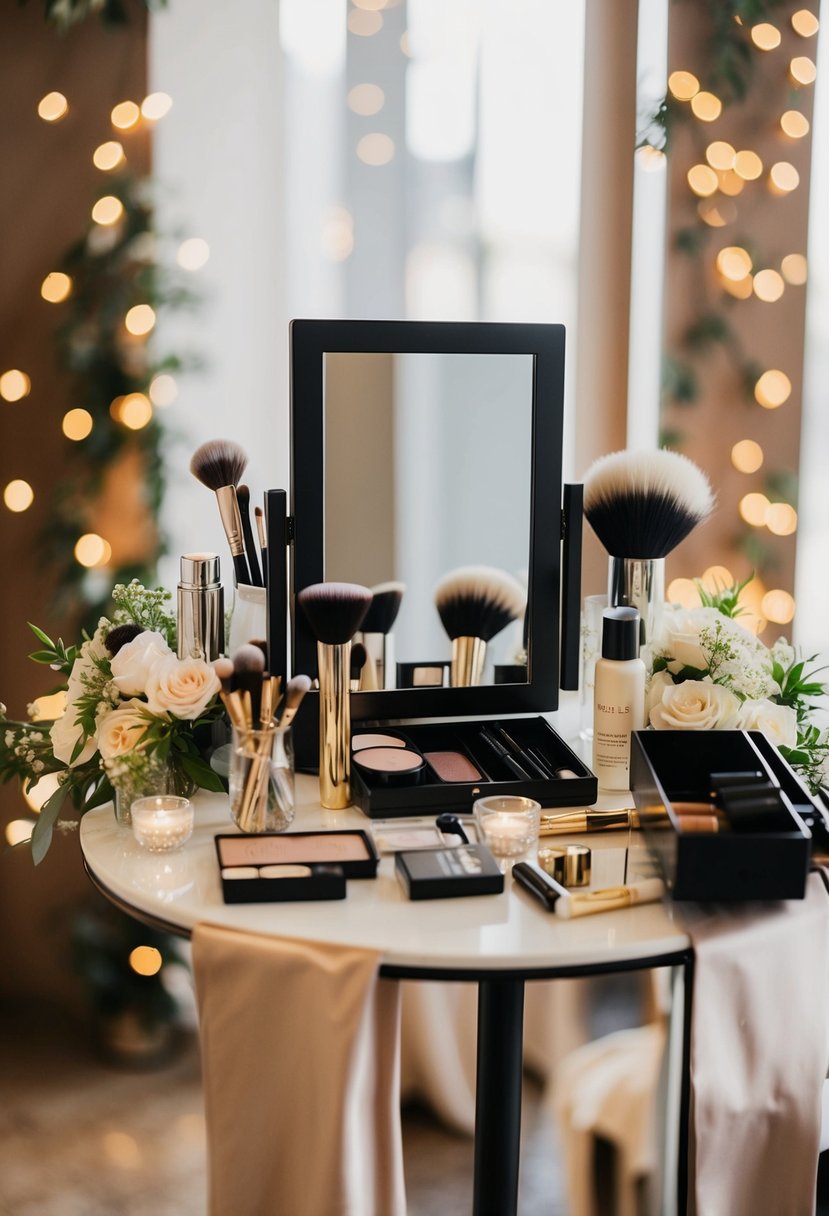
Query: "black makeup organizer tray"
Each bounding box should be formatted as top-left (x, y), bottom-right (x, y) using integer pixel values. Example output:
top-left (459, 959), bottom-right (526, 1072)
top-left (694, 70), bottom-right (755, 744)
top-left (350, 717), bottom-right (596, 817)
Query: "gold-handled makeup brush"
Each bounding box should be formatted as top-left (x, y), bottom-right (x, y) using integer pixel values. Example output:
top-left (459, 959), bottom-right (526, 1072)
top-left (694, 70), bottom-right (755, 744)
top-left (190, 439), bottom-right (251, 587)
top-left (231, 644), bottom-right (266, 729)
top-left (212, 656), bottom-right (247, 732)
top-left (583, 449), bottom-right (714, 647)
top-left (297, 582), bottom-right (372, 809)
top-left (276, 674), bottom-right (312, 729)
top-left (254, 506), bottom-right (267, 588)
top-left (357, 581), bottom-right (405, 690)
top-left (434, 566), bottom-right (526, 687)
top-left (236, 484), bottom-right (263, 588)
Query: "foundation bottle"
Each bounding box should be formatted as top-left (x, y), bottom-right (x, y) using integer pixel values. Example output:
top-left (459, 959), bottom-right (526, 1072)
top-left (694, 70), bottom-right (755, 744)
top-left (592, 607), bottom-right (645, 791)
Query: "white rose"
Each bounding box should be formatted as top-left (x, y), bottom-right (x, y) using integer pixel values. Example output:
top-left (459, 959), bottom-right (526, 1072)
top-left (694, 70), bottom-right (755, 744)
top-left (736, 699), bottom-right (798, 749)
top-left (646, 670), bottom-right (675, 716)
top-left (144, 656), bottom-right (220, 720)
top-left (65, 633), bottom-right (110, 703)
top-left (50, 708), bottom-right (97, 767)
top-left (649, 679), bottom-right (740, 731)
top-left (110, 631), bottom-right (173, 697)
top-left (97, 700), bottom-right (153, 760)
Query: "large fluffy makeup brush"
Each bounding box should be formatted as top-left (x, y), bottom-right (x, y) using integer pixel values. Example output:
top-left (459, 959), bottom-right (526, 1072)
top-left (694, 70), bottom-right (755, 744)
top-left (583, 448), bottom-right (715, 646)
top-left (357, 580), bottom-right (405, 690)
top-left (190, 439), bottom-right (251, 587)
top-left (297, 582), bottom-right (372, 809)
top-left (434, 566), bottom-right (527, 687)
top-left (236, 484), bottom-right (263, 588)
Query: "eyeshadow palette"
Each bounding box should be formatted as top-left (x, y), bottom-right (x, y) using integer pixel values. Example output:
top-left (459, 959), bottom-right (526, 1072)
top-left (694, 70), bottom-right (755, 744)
top-left (218, 861), bottom-right (347, 904)
top-left (215, 829), bottom-right (379, 903)
top-left (349, 717), bottom-right (596, 818)
top-left (395, 844), bottom-right (505, 899)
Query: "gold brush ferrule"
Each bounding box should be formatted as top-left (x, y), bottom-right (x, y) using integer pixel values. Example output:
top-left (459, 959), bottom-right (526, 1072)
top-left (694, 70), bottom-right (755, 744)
top-left (450, 636), bottom-right (486, 687)
top-left (539, 809), bottom-right (635, 836)
top-left (215, 485), bottom-right (246, 558)
top-left (318, 641), bottom-right (351, 810)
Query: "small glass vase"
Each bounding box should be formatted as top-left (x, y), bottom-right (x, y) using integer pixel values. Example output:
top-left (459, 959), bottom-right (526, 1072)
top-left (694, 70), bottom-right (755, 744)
top-left (229, 723), bottom-right (295, 833)
top-left (109, 755), bottom-right (198, 827)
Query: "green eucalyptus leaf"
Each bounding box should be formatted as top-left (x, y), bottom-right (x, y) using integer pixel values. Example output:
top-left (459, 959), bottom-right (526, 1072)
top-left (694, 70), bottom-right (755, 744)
top-left (31, 784), bottom-right (70, 865)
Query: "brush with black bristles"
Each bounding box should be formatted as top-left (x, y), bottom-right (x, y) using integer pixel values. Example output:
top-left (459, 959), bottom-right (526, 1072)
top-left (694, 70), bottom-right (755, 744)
top-left (190, 439), bottom-right (251, 587)
top-left (297, 581), bottom-right (372, 809)
top-left (236, 484), bottom-right (263, 587)
top-left (356, 580), bottom-right (405, 690)
top-left (434, 566), bottom-right (527, 687)
top-left (583, 448), bottom-right (715, 646)
top-left (231, 643), bottom-right (266, 730)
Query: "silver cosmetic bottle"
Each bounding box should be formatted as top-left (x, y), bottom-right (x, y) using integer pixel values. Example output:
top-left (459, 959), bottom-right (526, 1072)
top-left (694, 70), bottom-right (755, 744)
top-left (177, 553), bottom-right (224, 661)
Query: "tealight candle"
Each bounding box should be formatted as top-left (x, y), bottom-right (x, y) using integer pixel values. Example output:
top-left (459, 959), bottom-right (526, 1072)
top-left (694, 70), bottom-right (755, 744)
top-left (474, 795), bottom-right (541, 861)
top-left (131, 795), bottom-right (194, 853)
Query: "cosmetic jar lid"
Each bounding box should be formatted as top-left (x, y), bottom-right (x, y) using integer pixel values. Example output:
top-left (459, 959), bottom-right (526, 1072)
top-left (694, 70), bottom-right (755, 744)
top-left (180, 552), bottom-right (220, 587)
top-left (565, 844), bottom-right (591, 888)
top-left (537, 847), bottom-right (567, 883)
top-left (353, 746), bottom-right (425, 787)
top-left (601, 607), bottom-right (640, 661)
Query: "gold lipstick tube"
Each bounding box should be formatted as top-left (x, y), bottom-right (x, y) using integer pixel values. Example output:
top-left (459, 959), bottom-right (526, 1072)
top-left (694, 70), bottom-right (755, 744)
top-left (317, 640), bottom-right (351, 809)
top-left (451, 636), bottom-right (486, 687)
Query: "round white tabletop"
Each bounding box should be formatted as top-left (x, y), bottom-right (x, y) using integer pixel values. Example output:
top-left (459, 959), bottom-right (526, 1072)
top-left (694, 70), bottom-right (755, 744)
top-left (79, 774), bottom-right (691, 976)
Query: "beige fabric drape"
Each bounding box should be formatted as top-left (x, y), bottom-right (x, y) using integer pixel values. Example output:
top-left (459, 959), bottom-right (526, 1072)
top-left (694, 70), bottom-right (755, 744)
top-left (192, 923), bottom-right (406, 1216)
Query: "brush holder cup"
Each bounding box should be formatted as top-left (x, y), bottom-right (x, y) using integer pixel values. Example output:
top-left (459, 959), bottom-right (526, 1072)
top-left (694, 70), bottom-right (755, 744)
top-left (229, 722), bottom-right (295, 834)
top-left (228, 584), bottom-right (267, 655)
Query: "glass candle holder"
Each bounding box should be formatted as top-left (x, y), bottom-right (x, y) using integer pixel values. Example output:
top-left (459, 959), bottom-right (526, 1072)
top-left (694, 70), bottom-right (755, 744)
top-left (131, 796), bottom-right (194, 853)
top-left (474, 794), bottom-right (541, 865)
top-left (229, 722), bottom-right (295, 833)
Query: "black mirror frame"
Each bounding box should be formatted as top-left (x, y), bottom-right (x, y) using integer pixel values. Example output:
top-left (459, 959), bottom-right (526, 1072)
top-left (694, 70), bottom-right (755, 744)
top-left (289, 318), bottom-right (566, 721)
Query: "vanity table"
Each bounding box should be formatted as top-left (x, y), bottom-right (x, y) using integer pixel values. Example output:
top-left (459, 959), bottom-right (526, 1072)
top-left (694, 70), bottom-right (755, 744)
top-left (79, 775), bottom-right (693, 1216)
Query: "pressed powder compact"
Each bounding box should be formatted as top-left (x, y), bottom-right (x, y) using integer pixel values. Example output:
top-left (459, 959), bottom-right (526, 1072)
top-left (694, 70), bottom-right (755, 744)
top-left (215, 830), bottom-right (379, 902)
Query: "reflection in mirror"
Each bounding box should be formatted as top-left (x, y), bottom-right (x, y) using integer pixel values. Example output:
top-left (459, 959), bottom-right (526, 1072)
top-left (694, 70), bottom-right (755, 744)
top-left (323, 352), bottom-right (533, 687)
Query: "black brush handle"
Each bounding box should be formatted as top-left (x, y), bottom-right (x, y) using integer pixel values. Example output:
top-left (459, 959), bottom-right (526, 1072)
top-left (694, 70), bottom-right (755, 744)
top-left (479, 728), bottom-right (533, 780)
top-left (265, 489), bottom-right (288, 690)
top-left (233, 551), bottom-right (251, 587)
top-left (240, 502), bottom-right (263, 587)
top-left (261, 546), bottom-right (268, 588)
top-left (560, 482), bottom-right (583, 690)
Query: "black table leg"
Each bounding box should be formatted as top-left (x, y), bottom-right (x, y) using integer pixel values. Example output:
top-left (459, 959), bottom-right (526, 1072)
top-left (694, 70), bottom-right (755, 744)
top-left (473, 977), bottom-right (526, 1216)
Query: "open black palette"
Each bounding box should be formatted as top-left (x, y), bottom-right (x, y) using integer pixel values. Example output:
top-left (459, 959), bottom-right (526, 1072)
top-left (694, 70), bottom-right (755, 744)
top-left (349, 717), bottom-right (595, 817)
top-left (630, 729), bottom-right (813, 901)
top-left (214, 831), bottom-right (379, 903)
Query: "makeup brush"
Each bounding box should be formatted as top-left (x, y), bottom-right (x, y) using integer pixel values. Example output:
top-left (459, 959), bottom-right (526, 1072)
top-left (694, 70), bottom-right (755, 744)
top-left (212, 656), bottom-right (247, 732)
top-left (190, 439), bottom-right (251, 587)
top-left (236, 484), bottom-right (263, 588)
top-left (297, 581), bottom-right (372, 809)
top-left (231, 643), bottom-right (266, 730)
top-left (434, 566), bottom-right (527, 687)
top-left (254, 506), bottom-right (267, 588)
top-left (276, 673), bottom-right (312, 729)
top-left (350, 641), bottom-right (367, 692)
top-left (357, 580), bottom-right (405, 690)
top-left (583, 448), bottom-right (715, 647)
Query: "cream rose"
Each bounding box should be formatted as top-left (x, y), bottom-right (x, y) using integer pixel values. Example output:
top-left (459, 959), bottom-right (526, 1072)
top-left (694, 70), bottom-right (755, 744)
top-left (736, 699), bottom-right (798, 749)
top-left (649, 679), bottom-right (740, 731)
top-left (97, 700), bottom-right (153, 760)
top-left (646, 670), bottom-right (675, 716)
top-left (144, 656), bottom-right (220, 720)
top-left (110, 630), bottom-right (173, 697)
top-left (50, 708), bottom-right (97, 767)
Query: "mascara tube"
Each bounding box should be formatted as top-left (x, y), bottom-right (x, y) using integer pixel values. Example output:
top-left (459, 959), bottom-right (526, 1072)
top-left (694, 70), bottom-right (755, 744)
top-left (177, 553), bottom-right (224, 662)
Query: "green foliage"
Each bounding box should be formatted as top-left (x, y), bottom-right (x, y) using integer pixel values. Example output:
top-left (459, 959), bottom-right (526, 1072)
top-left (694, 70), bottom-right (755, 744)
top-left (26, 0), bottom-right (168, 33)
top-left (695, 573), bottom-right (752, 618)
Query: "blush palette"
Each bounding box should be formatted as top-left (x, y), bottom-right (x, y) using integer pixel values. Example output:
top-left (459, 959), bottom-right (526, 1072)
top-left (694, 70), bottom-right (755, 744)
top-left (215, 830), bottom-right (379, 902)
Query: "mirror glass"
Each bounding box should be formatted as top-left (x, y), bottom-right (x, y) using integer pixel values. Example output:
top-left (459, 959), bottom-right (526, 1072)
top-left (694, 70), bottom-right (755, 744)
top-left (323, 352), bottom-right (532, 685)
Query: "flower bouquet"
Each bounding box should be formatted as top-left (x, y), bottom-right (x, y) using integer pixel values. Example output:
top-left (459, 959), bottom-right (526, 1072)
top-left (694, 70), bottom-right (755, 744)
top-left (645, 578), bottom-right (829, 791)
top-left (1, 581), bottom-right (225, 863)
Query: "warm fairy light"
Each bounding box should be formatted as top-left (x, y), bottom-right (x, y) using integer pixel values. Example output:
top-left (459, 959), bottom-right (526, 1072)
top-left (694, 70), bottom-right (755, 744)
top-left (348, 8), bottom-right (382, 35)
top-left (780, 110), bottom-right (810, 138)
top-left (129, 946), bottom-right (163, 976)
top-left (124, 304), bottom-right (156, 336)
top-left (766, 503), bottom-right (798, 536)
top-left (734, 150), bottom-right (763, 180)
top-left (62, 408), bottom-right (93, 440)
top-left (0, 369), bottom-right (31, 401)
top-left (399, 31), bottom-right (411, 56)
top-left (739, 492), bottom-right (771, 526)
top-left (176, 238), bottom-right (210, 270)
top-left (753, 269), bottom-right (785, 302)
top-left (41, 272), bottom-right (72, 303)
top-left (22, 772), bottom-right (60, 813)
top-left (690, 91), bottom-right (722, 122)
top-left (731, 439), bottom-right (764, 473)
top-left (141, 92), bottom-right (173, 121)
top-left (754, 369), bottom-right (792, 407)
top-left (667, 578), bottom-right (701, 609)
top-left (3, 480), bottom-right (34, 512)
top-left (91, 196), bottom-right (124, 226)
top-left (701, 566), bottom-right (735, 592)
top-left (102, 1131), bottom-right (142, 1169)
top-left (668, 70), bottom-right (699, 101)
top-left (353, 0), bottom-right (387, 8)
top-left (687, 164), bottom-right (718, 197)
top-left (321, 205), bottom-right (354, 261)
top-left (792, 10), bottom-right (819, 36)
top-left (635, 146), bottom-right (666, 170)
top-left (149, 374), bottom-right (177, 407)
top-left (698, 200), bottom-right (735, 227)
top-left (706, 141), bottom-right (736, 170)
top-left (29, 690), bottom-right (67, 721)
top-left (74, 533), bottom-right (112, 568)
top-left (117, 393), bottom-right (153, 430)
top-left (751, 23), bottom-right (781, 49)
top-left (356, 133), bottom-right (395, 165)
top-left (37, 92), bottom-right (68, 122)
top-left (93, 141), bottom-right (125, 172)
top-left (716, 246), bottom-right (752, 281)
top-left (5, 820), bottom-right (34, 847)
top-left (737, 577), bottom-right (768, 635)
top-left (722, 275), bottom-right (754, 299)
top-left (717, 170), bottom-right (745, 197)
top-left (769, 161), bottom-right (800, 194)
top-left (762, 589), bottom-right (795, 624)
top-left (790, 56), bottom-right (817, 85)
top-left (111, 100), bottom-right (141, 130)
top-left (348, 83), bottom-right (385, 115)
top-left (781, 253), bottom-right (808, 284)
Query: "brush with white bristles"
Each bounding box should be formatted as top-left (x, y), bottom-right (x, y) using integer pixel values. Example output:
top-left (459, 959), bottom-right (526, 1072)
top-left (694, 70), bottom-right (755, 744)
top-left (190, 439), bottom-right (251, 587)
top-left (434, 566), bottom-right (527, 687)
top-left (583, 448), bottom-right (715, 646)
